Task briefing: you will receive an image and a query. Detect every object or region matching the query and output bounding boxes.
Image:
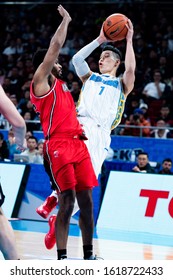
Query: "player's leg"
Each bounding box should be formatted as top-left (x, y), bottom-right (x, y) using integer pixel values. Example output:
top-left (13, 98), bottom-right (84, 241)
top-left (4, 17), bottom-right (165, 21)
top-left (36, 156), bottom-right (59, 219)
top-left (55, 189), bottom-right (75, 259)
top-left (44, 196), bottom-right (79, 250)
top-left (37, 125), bottom-right (109, 220)
top-left (43, 141), bottom-right (109, 252)
top-left (45, 157), bottom-right (77, 258)
top-left (75, 150), bottom-right (99, 260)
top-left (76, 189), bottom-right (95, 259)
top-left (0, 207), bottom-right (19, 260)
top-left (36, 190), bottom-right (80, 220)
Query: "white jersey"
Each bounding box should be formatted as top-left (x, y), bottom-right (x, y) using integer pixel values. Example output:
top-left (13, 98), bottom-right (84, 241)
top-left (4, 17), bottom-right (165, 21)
top-left (77, 72), bottom-right (126, 176)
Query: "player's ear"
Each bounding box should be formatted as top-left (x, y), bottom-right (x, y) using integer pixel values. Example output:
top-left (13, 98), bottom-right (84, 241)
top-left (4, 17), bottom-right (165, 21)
top-left (114, 60), bottom-right (120, 67)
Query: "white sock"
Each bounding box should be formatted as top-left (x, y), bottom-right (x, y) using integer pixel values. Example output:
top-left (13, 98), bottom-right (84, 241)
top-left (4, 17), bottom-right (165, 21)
top-left (50, 190), bottom-right (58, 199)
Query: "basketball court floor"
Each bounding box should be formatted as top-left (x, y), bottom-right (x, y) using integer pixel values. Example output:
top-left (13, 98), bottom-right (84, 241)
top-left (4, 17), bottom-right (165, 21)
top-left (1, 218), bottom-right (173, 260)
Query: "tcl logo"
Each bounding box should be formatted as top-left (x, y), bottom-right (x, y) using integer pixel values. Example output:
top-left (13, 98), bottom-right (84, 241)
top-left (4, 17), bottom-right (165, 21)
top-left (140, 189), bottom-right (173, 217)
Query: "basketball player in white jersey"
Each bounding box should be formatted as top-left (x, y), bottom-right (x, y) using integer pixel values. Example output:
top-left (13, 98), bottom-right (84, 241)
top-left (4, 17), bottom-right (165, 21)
top-left (0, 84), bottom-right (26, 259)
top-left (37, 18), bottom-right (136, 250)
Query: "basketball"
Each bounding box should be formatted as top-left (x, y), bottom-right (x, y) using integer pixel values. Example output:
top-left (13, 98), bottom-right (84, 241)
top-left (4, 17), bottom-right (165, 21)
top-left (103, 13), bottom-right (128, 41)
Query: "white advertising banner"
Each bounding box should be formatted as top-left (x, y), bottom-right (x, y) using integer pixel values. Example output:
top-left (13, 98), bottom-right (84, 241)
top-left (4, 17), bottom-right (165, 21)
top-left (0, 163), bottom-right (30, 218)
top-left (97, 171), bottom-right (173, 236)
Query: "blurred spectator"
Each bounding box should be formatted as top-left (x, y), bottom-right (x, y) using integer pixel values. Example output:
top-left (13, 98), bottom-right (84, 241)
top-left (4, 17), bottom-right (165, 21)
top-left (6, 129), bottom-right (21, 160)
top-left (25, 130), bottom-right (33, 140)
top-left (24, 100), bottom-right (37, 119)
top-left (33, 139), bottom-right (44, 164)
top-left (23, 59), bottom-right (34, 76)
top-left (164, 76), bottom-right (173, 112)
top-left (134, 36), bottom-right (148, 72)
top-left (70, 81), bottom-right (81, 104)
top-left (15, 59), bottom-right (25, 76)
top-left (7, 66), bottom-right (24, 100)
top-left (23, 110), bottom-right (40, 132)
top-left (150, 119), bottom-right (172, 139)
top-left (59, 41), bottom-right (70, 56)
top-left (17, 89), bottom-right (30, 114)
top-left (159, 38), bottom-right (171, 57)
top-left (65, 70), bottom-right (78, 89)
top-left (132, 152), bottom-right (155, 173)
top-left (158, 56), bottom-right (171, 81)
top-left (156, 104), bottom-right (173, 127)
top-left (123, 94), bottom-right (140, 118)
top-left (120, 108), bottom-right (151, 137)
top-left (164, 24), bottom-right (173, 51)
top-left (3, 54), bottom-right (15, 71)
top-left (20, 135), bottom-right (38, 163)
top-left (2, 39), bottom-right (16, 56)
top-left (139, 102), bottom-right (150, 120)
top-left (142, 70), bottom-right (167, 101)
top-left (9, 94), bottom-right (18, 106)
top-left (21, 76), bottom-right (33, 92)
top-left (2, 77), bottom-right (13, 94)
top-left (21, 100), bottom-right (40, 130)
top-left (146, 49), bottom-right (158, 74)
top-left (158, 158), bottom-right (173, 175)
top-left (139, 102), bottom-right (148, 112)
top-left (0, 132), bottom-right (9, 161)
top-left (166, 75), bottom-right (173, 92)
top-left (16, 38), bottom-right (25, 55)
top-left (0, 113), bottom-right (7, 129)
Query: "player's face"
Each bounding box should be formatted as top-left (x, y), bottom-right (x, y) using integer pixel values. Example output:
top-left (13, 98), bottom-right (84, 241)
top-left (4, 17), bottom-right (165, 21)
top-left (99, 51), bottom-right (119, 74)
top-left (52, 61), bottom-right (62, 78)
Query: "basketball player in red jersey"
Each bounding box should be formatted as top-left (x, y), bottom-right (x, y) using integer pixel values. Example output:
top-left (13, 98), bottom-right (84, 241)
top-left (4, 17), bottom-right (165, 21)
top-left (30, 5), bottom-right (98, 260)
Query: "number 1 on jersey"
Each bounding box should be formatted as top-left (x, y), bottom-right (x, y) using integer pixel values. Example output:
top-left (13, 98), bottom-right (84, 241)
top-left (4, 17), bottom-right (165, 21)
top-left (99, 86), bottom-right (105, 95)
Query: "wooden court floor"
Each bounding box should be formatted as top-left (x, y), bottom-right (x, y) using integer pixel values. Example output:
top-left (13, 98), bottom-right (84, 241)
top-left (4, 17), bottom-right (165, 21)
top-left (1, 219), bottom-right (173, 260)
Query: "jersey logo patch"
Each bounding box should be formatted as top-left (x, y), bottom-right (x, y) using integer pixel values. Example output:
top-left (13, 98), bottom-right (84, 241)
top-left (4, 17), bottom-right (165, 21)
top-left (53, 150), bottom-right (59, 158)
top-left (62, 83), bottom-right (69, 92)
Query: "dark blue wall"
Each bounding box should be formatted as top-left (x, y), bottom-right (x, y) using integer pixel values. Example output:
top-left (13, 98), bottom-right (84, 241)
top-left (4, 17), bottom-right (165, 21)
top-left (1, 129), bottom-right (172, 163)
top-left (110, 135), bottom-right (173, 163)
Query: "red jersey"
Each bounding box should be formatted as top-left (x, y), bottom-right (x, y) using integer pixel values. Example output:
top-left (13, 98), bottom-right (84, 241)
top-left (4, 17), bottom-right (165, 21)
top-left (30, 78), bottom-right (98, 192)
top-left (30, 78), bottom-right (83, 139)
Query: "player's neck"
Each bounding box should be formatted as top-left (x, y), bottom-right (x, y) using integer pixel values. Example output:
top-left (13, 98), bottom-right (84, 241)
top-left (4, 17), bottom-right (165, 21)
top-left (103, 72), bottom-right (116, 77)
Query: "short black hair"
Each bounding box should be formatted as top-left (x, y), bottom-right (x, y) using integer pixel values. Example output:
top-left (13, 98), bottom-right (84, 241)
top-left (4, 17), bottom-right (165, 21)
top-left (102, 45), bottom-right (122, 60)
top-left (27, 135), bottom-right (38, 143)
top-left (32, 49), bottom-right (47, 71)
top-left (162, 158), bottom-right (172, 164)
top-left (137, 152), bottom-right (149, 158)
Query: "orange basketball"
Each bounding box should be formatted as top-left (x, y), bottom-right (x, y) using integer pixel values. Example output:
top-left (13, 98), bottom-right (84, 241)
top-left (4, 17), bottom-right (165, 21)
top-left (103, 13), bottom-right (128, 41)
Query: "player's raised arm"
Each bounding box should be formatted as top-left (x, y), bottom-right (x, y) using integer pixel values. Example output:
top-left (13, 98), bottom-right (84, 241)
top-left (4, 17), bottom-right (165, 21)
top-left (122, 19), bottom-right (136, 96)
top-left (33, 5), bottom-right (71, 96)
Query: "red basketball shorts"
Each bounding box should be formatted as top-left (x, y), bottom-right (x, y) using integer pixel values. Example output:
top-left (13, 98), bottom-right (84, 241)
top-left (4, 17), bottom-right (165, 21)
top-left (44, 138), bottom-right (98, 193)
